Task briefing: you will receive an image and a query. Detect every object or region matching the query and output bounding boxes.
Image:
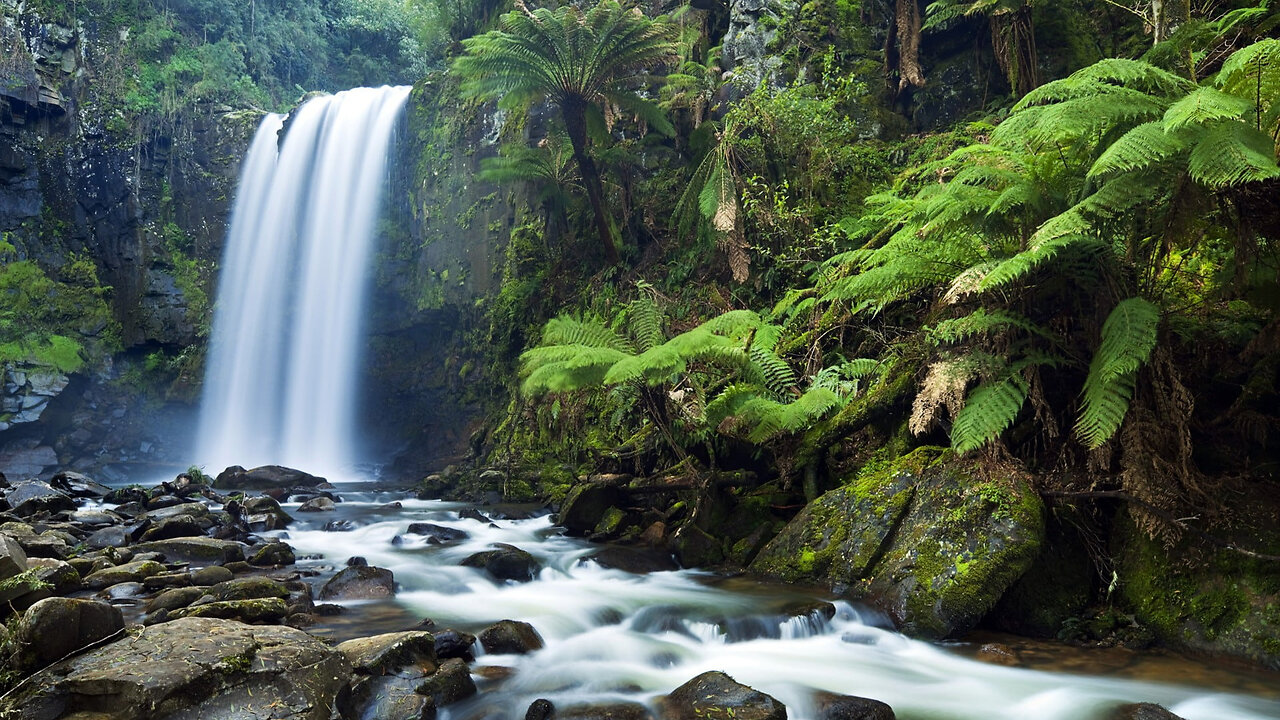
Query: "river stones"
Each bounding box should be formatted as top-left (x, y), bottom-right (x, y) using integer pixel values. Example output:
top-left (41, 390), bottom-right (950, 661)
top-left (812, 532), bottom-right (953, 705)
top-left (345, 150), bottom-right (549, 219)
top-left (82, 559), bottom-right (165, 590)
top-left (169, 597), bottom-right (290, 623)
top-left (190, 565), bottom-right (234, 585)
top-left (139, 514), bottom-right (207, 541)
top-left (131, 536), bottom-right (247, 565)
top-left (559, 702), bottom-right (654, 719)
top-left (478, 619), bottom-right (544, 654)
top-left (415, 657), bottom-right (477, 706)
top-left (320, 564), bottom-right (396, 600)
top-left (557, 481), bottom-right (624, 536)
top-left (661, 671), bottom-right (786, 720)
top-left (298, 496), bottom-right (336, 512)
top-left (49, 470), bottom-right (110, 499)
top-left (5, 480), bottom-right (76, 517)
top-left (461, 543), bottom-right (542, 582)
top-left (1108, 704), bottom-right (1186, 720)
top-left (249, 540), bottom-right (296, 566)
top-left (146, 586), bottom-right (207, 614)
top-left (206, 576), bottom-right (290, 602)
top-left (243, 495), bottom-right (295, 530)
top-left (814, 691), bottom-right (896, 720)
top-left (0, 533), bottom-right (29, 585)
top-left (433, 628), bottom-right (477, 661)
top-left (214, 464), bottom-right (328, 491)
top-left (28, 557), bottom-right (81, 594)
top-left (9, 597), bottom-right (124, 673)
top-left (750, 447), bottom-right (1044, 639)
top-left (0, 616), bottom-right (351, 720)
top-left (338, 631), bottom-right (438, 674)
top-left (406, 522), bottom-right (468, 544)
top-left (586, 545), bottom-right (679, 573)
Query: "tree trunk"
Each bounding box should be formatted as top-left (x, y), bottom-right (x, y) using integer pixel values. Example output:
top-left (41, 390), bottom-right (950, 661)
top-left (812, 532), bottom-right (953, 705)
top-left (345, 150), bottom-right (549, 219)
top-left (562, 98), bottom-right (620, 266)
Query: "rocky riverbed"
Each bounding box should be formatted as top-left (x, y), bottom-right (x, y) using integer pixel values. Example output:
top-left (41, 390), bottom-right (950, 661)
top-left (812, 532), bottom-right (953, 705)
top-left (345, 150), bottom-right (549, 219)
top-left (0, 466), bottom-right (1275, 720)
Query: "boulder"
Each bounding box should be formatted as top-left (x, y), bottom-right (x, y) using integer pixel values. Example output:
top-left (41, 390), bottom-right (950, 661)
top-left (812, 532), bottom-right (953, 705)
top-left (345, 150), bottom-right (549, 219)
top-left (323, 519), bottom-right (357, 532)
top-left (661, 671), bottom-right (786, 720)
top-left (6, 481), bottom-right (76, 517)
top-left (587, 546), bottom-right (679, 574)
top-left (0, 534), bottom-right (30, 585)
top-left (558, 703), bottom-right (654, 720)
top-left (433, 629), bottom-right (477, 661)
top-left (557, 481), bottom-right (624, 535)
top-left (0, 617), bottom-right (351, 720)
top-left (143, 501), bottom-right (210, 522)
top-left (671, 524), bottom-right (724, 568)
top-left (415, 657), bottom-right (477, 707)
top-left (750, 448), bottom-right (1044, 639)
top-left (243, 495), bottom-right (294, 530)
top-left (320, 565), bottom-right (395, 600)
top-left (461, 544), bottom-right (542, 582)
top-left (1108, 704), bottom-right (1186, 720)
top-left (214, 465), bottom-right (327, 491)
top-left (169, 597), bottom-right (290, 623)
top-left (10, 598), bottom-right (124, 672)
top-left (297, 497), bottom-right (336, 512)
top-left (478, 619), bottom-right (544, 655)
top-left (49, 471), bottom-right (111, 499)
top-left (27, 557), bottom-right (81, 594)
top-left (82, 559), bottom-right (165, 590)
top-left (814, 691), bottom-right (896, 719)
top-left (249, 541), bottom-right (296, 566)
top-left (139, 514), bottom-right (207, 541)
top-left (86, 525), bottom-right (129, 549)
top-left (206, 576), bottom-right (290, 602)
top-left (337, 631), bottom-right (437, 675)
top-left (406, 523), bottom-right (468, 544)
top-left (146, 586), bottom-right (207, 614)
top-left (190, 565), bottom-right (235, 585)
top-left (130, 537), bottom-right (246, 565)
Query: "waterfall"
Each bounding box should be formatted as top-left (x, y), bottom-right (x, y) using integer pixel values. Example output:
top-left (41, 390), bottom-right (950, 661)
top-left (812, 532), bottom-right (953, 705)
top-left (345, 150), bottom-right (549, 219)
top-left (196, 85), bottom-right (412, 478)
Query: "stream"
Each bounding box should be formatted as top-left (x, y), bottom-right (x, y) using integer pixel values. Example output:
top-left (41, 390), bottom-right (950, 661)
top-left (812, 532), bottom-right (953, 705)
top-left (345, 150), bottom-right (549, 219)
top-left (263, 489), bottom-right (1280, 720)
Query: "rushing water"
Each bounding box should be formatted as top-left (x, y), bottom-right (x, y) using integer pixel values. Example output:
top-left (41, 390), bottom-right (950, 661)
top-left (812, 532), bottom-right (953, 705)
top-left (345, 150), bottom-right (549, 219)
top-left (196, 86), bottom-right (412, 477)
top-left (274, 493), bottom-right (1280, 720)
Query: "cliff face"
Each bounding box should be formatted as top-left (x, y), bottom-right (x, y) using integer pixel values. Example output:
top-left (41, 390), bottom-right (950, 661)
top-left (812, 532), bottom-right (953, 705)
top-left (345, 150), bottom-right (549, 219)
top-left (1, 1), bottom-right (256, 480)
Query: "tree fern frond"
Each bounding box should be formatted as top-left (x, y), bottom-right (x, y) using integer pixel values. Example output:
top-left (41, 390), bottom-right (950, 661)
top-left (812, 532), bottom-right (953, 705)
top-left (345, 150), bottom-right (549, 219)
top-left (1088, 121), bottom-right (1187, 178)
top-left (520, 345), bottom-right (631, 394)
top-left (1187, 121), bottom-right (1280, 188)
top-left (929, 309), bottom-right (1048, 345)
top-left (1163, 87), bottom-right (1255, 130)
top-left (749, 345), bottom-right (797, 393)
top-left (627, 295), bottom-right (665, 352)
top-left (951, 373), bottom-right (1029, 453)
top-left (1075, 297), bottom-right (1160, 449)
top-left (541, 316), bottom-right (635, 352)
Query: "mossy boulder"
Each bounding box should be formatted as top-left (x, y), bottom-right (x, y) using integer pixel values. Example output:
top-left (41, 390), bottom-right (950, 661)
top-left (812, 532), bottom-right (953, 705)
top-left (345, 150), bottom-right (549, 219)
top-left (131, 537), bottom-right (247, 565)
top-left (82, 559), bottom-right (166, 590)
top-left (557, 480), bottom-right (624, 535)
top-left (660, 671), bottom-right (786, 720)
top-left (169, 597), bottom-right (289, 624)
top-left (750, 447), bottom-right (1044, 639)
top-left (1113, 495), bottom-right (1280, 669)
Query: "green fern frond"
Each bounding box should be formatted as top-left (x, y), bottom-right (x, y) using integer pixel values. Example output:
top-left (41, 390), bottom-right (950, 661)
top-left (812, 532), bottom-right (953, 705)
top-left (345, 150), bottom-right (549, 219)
top-left (541, 316), bottom-right (635, 352)
top-left (1088, 121), bottom-right (1187, 177)
top-left (951, 373), bottom-right (1029, 453)
top-left (749, 345), bottom-right (797, 393)
top-left (1187, 121), bottom-right (1280, 188)
top-left (1075, 297), bottom-right (1160, 449)
top-left (929, 309), bottom-right (1048, 345)
top-left (1215, 39), bottom-right (1280, 97)
top-left (1163, 87), bottom-right (1254, 130)
top-left (978, 235), bottom-right (1096, 292)
top-left (627, 296), bottom-right (665, 352)
top-left (520, 345), bottom-right (632, 395)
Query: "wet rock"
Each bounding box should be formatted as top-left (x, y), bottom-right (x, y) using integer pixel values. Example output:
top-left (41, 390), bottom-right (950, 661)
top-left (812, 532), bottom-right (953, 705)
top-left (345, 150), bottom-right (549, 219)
top-left (12, 531), bottom-right (70, 559)
top-left (406, 522), bottom-right (469, 544)
top-left (671, 524), bottom-right (724, 568)
top-left (142, 571), bottom-right (194, 590)
top-left (104, 486), bottom-right (148, 505)
top-left (146, 586), bottom-right (207, 614)
top-left (324, 519), bottom-right (358, 532)
top-left (338, 631), bottom-right (437, 675)
top-left (586, 546), bottom-right (679, 573)
top-left (27, 557), bottom-right (81, 594)
top-left (661, 671), bottom-right (786, 720)
top-left (71, 508), bottom-right (124, 526)
top-left (6, 480), bottom-right (76, 517)
top-left (298, 496), bottom-right (336, 512)
top-left (458, 508), bottom-right (489, 523)
top-left (170, 597), bottom-right (290, 623)
top-left (0, 616), bottom-right (351, 719)
top-left (143, 501), bottom-right (209, 522)
top-left (140, 513), bottom-right (207, 541)
top-left (207, 576), bottom-right (290, 602)
top-left (976, 643), bottom-right (1021, 667)
top-left (49, 470), bottom-right (111, 499)
top-left (215, 464), bottom-right (327, 491)
top-left (559, 703), bottom-right (654, 720)
top-left (147, 494), bottom-right (187, 510)
top-left (557, 481), bottom-right (623, 536)
top-left (478, 619), bottom-right (544, 655)
top-left (461, 544), bottom-right (542, 582)
top-left (191, 565), bottom-right (235, 585)
top-left (526, 699), bottom-right (555, 720)
top-left (82, 559), bottom-right (165, 590)
top-left (1108, 704), bottom-right (1187, 720)
top-left (320, 565), bottom-right (396, 600)
top-left (131, 536), bottom-right (247, 565)
top-left (10, 598), bottom-right (124, 673)
top-left (750, 448), bottom-right (1044, 639)
top-left (814, 691), bottom-right (896, 719)
top-left (244, 494), bottom-right (295, 530)
top-left (249, 541), bottom-right (296, 566)
top-left (415, 657), bottom-right (477, 706)
top-left (86, 525), bottom-right (129, 549)
top-left (347, 556), bottom-right (369, 567)
top-left (0, 534), bottom-right (29, 586)
top-left (434, 629), bottom-right (477, 661)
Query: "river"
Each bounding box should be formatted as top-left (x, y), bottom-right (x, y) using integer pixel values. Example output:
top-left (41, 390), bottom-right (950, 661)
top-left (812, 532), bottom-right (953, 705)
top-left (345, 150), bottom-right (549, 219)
top-left (262, 489), bottom-right (1280, 720)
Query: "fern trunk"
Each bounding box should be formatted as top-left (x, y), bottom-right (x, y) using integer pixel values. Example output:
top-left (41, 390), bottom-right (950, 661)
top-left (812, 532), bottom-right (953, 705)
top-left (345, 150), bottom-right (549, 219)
top-left (563, 97), bottom-right (620, 266)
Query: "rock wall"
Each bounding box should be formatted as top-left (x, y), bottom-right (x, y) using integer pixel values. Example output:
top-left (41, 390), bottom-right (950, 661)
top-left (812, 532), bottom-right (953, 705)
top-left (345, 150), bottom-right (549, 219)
top-left (0, 1), bottom-right (255, 480)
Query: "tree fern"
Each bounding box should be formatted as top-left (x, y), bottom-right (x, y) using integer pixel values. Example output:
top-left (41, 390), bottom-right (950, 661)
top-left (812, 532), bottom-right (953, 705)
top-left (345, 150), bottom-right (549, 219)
top-left (1186, 122), bottom-right (1280, 187)
top-left (1088, 121), bottom-right (1186, 178)
top-left (951, 372), bottom-right (1030, 452)
top-left (1075, 297), bottom-right (1161, 449)
top-left (1163, 87), bottom-right (1255, 131)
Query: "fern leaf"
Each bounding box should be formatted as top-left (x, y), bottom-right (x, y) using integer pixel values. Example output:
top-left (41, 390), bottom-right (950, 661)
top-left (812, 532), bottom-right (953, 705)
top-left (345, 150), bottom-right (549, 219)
top-left (627, 296), bottom-right (665, 352)
top-left (1075, 297), bottom-right (1160, 449)
top-left (951, 373), bottom-right (1029, 453)
top-left (1163, 87), bottom-right (1254, 131)
top-left (1088, 121), bottom-right (1187, 178)
top-left (541, 316), bottom-right (634, 352)
top-left (929, 309), bottom-right (1048, 345)
top-left (1187, 121), bottom-right (1280, 188)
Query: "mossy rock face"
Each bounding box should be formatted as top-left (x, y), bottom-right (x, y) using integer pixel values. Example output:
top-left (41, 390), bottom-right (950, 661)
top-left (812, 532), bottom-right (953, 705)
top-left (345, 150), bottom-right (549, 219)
top-left (1114, 495), bottom-right (1280, 669)
top-left (169, 597), bottom-right (289, 624)
top-left (987, 514), bottom-right (1095, 638)
top-left (750, 447), bottom-right (1045, 639)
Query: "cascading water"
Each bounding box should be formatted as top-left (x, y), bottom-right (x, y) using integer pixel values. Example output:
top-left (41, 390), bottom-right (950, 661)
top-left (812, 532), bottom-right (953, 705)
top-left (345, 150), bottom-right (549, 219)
top-left (196, 86), bottom-right (412, 478)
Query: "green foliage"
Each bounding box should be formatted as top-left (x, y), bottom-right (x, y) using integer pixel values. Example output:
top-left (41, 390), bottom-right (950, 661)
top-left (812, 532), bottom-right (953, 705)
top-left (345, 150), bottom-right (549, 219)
top-left (1076, 297), bottom-right (1161, 449)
